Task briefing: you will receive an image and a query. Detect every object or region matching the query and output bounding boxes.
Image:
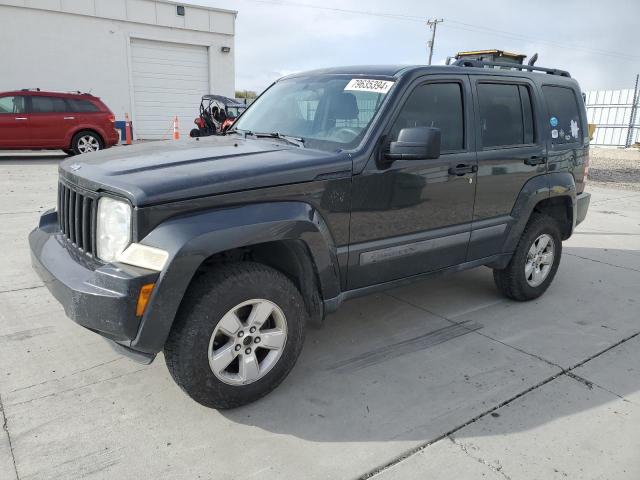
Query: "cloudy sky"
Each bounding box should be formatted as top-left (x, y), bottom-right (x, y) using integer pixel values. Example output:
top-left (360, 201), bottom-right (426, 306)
top-left (184, 0), bottom-right (639, 94)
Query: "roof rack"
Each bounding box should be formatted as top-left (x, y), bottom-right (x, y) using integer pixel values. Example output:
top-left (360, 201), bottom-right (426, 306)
top-left (453, 59), bottom-right (571, 78)
top-left (21, 88), bottom-right (41, 92)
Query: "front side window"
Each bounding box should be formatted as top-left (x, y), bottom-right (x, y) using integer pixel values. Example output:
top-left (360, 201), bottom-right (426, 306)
top-left (0, 96), bottom-right (26, 114)
top-left (389, 83), bottom-right (464, 152)
top-left (232, 76), bottom-right (393, 152)
top-left (542, 85), bottom-right (582, 145)
top-left (478, 83), bottom-right (534, 148)
top-left (31, 96), bottom-right (69, 113)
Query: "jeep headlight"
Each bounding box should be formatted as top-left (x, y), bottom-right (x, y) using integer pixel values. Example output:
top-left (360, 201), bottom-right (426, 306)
top-left (96, 197), bottom-right (132, 262)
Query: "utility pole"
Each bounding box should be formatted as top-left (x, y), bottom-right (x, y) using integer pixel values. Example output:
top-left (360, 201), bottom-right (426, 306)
top-left (426, 18), bottom-right (443, 65)
top-left (625, 73), bottom-right (639, 148)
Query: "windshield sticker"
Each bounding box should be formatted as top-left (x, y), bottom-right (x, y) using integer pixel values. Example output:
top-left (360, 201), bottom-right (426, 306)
top-left (344, 79), bottom-right (394, 94)
top-left (551, 129), bottom-right (559, 139)
top-left (550, 116), bottom-right (559, 127)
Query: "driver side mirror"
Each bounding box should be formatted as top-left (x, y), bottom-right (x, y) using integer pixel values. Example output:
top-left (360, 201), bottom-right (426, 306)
top-left (385, 127), bottom-right (441, 161)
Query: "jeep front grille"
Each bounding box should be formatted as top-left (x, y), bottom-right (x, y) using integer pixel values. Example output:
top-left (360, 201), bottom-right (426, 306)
top-left (57, 182), bottom-right (97, 256)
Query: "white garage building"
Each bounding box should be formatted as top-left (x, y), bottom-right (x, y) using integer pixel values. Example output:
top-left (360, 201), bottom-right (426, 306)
top-left (0, 0), bottom-right (236, 139)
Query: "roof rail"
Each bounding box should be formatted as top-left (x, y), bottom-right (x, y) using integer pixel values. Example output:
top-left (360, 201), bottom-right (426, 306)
top-left (453, 59), bottom-right (571, 78)
top-left (21, 88), bottom-right (41, 92)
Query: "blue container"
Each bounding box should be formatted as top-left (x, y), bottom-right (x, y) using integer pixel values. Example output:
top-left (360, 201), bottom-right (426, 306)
top-left (114, 120), bottom-right (134, 144)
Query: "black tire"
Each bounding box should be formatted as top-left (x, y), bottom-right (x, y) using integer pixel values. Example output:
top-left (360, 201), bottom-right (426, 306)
top-left (62, 149), bottom-right (75, 157)
top-left (493, 214), bottom-right (562, 301)
top-left (71, 130), bottom-right (103, 155)
top-left (164, 262), bottom-right (307, 409)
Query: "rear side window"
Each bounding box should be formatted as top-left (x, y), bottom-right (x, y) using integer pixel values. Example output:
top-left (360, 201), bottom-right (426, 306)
top-left (31, 96), bottom-right (69, 113)
top-left (67, 98), bottom-right (100, 112)
top-left (390, 82), bottom-right (464, 151)
top-left (478, 83), bottom-right (535, 148)
top-left (542, 86), bottom-right (582, 145)
top-left (0, 96), bottom-right (26, 114)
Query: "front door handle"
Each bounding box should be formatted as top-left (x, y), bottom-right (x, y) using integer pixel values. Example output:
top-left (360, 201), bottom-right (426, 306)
top-left (448, 164), bottom-right (478, 176)
top-left (63, 116), bottom-right (75, 120)
top-left (15, 117), bottom-right (28, 121)
top-left (524, 155), bottom-right (547, 166)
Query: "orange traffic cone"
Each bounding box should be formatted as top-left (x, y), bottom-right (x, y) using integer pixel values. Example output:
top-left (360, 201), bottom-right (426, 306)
top-left (124, 113), bottom-right (133, 145)
top-left (173, 116), bottom-right (180, 140)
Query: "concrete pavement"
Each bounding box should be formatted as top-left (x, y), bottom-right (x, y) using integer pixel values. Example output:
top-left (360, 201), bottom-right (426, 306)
top-left (0, 155), bottom-right (639, 479)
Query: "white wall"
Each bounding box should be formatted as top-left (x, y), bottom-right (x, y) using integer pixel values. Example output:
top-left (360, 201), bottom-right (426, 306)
top-left (0, 1), bottom-right (235, 124)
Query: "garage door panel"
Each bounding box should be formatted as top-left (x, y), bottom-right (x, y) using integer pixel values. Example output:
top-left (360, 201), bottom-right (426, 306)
top-left (131, 38), bottom-right (209, 140)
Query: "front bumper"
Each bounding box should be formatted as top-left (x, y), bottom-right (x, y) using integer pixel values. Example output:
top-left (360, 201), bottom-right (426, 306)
top-left (29, 209), bottom-right (158, 362)
top-left (576, 191), bottom-right (591, 226)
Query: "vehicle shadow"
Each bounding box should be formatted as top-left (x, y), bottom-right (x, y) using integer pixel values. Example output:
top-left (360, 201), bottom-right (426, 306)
top-left (0, 151), bottom-right (68, 165)
top-left (219, 246), bottom-right (640, 443)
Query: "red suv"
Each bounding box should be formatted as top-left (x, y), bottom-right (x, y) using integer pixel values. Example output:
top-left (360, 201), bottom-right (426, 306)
top-left (0, 90), bottom-right (119, 155)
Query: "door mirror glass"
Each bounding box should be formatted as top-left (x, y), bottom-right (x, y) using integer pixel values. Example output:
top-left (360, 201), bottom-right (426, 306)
top-left (386, 126), bottom-right (441, 161)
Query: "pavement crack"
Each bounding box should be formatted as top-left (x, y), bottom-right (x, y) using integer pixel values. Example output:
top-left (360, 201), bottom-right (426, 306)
top-left (0, 393), bottom-right (20, 480)
top-left (448, 436), bottom-right (512, 480)
top-left (358, 371), bottom-right (564, 479)
top-left (8, 357), bottom-right (124, 394)
top-left (7, 367), bottom-right (148, 408)
top-left (385, 292), bottom-right (564, 370)
top-left (0, 285), bottom-right (45, 295)
top-left (567, 330), bottom-right (640, 372)
top-left (360, 330), bottom-right (640, 479)
top-left (564, 253), bottom-right (640, 273)
top-left (565, 371), bottom-right (594, 389)
top-left (565, 371), bottom-right (632, 402)
top-left (472, 330), bottom-right (563, 369)
top-left (0, 210), bottom-right (44, 216)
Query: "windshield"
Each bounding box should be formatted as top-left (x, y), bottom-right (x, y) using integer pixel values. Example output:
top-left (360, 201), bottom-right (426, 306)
top-left (232, 76), bottom-right (394, 151)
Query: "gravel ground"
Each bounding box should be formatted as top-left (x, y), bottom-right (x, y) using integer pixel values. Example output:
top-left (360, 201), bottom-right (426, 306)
top-left (589, 147), bottom-right (640, 191)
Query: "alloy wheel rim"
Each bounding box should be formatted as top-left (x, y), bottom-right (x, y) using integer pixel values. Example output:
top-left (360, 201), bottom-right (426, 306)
top-left (208, 299), bottom-right (288, 386)
top-left (77, 135), bottom-right (100, 153)
top-left (525, 233), bottom-right (555, 287)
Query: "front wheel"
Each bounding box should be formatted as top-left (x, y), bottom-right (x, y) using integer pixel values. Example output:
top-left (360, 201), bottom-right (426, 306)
top-left (164, 262), bottom-right (307, 409)
top-left (493, 214), bottom-right (562, 301)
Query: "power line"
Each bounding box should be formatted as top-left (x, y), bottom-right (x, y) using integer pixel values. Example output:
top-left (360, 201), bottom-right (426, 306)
top-left (242, 0), bottom-right (638, 61)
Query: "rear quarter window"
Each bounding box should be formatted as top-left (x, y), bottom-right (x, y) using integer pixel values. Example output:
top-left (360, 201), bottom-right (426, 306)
top-left (67, 98), bottom-right (100, 113)
top-left (542, 85), bottom-right (582, 145)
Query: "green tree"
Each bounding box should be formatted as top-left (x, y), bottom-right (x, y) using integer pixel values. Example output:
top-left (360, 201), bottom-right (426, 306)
top-left (235, 90), bottom-right (257, 99)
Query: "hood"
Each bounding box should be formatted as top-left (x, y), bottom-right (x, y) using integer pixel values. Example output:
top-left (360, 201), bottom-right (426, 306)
top-left (59, 136), bottom-right (352, 206)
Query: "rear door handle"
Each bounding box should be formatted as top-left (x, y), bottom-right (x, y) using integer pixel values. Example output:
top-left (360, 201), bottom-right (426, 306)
top-left (448, 164), bottom-right (478, 176)
top-left (15, 117), bottom-right (28, 121)
top-left (524, 155), bottom-right (547, 166)
top-left (64, 117), bottom-right (75, 120)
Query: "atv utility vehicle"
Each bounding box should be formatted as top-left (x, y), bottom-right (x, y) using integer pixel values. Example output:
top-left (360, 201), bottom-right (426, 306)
top-left (190, 95), bottom-right (247, 138)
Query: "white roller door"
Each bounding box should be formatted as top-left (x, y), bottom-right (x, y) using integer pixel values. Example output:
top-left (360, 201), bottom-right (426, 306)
top-left (131, 38), bottom-right (209, 140)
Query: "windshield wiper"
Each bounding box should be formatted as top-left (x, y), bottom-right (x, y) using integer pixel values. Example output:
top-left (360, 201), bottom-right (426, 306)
top-left (254, 132), bottom-right (305, 148)
top-left (226, 128), bottom-right (253, 138)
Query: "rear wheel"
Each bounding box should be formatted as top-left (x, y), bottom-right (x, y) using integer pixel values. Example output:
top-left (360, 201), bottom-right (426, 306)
top-left (493, 214), bottom-right (562, 301)
top-left (164, 262), bottom-right (307, 409)
top-left (71, 131), bottom-right (103, 155)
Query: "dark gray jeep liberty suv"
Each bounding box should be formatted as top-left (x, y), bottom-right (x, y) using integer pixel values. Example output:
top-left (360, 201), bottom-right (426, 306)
top-left (30, 61), bottom-right (591, 408)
